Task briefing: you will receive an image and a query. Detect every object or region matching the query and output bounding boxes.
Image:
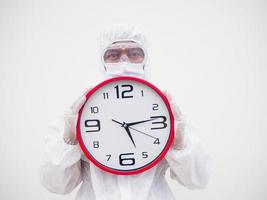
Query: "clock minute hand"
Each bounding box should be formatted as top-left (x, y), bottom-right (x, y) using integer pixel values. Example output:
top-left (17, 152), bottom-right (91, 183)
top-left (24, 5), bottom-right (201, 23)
top-left (111, 119), bottom-right (136, 148)
top-left (124, 125), bottom-right (136, 148)
top-left (127, 119), bottom-right (155, 127)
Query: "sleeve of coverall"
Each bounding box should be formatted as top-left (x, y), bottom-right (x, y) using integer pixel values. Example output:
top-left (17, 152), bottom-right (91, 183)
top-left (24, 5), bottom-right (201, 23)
top-left (40, 118), bottom-right (83, 194)
top-left (165, 133), bottom-right (212, 190)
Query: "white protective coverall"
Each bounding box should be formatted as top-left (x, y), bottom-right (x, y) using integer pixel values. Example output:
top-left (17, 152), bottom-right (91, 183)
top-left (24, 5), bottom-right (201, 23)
top-left (40, 24), bottom-right (212, 200)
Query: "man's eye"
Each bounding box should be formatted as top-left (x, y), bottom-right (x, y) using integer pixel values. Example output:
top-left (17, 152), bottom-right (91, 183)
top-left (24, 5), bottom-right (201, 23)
top-left (107, 54), bottom-right (119, 59)
top-left (128, 49), bottom-right (144, 58)
top-left (104, 51), bottom-right (120, 60)
top-left (130, 52), bottom-right (140, 57)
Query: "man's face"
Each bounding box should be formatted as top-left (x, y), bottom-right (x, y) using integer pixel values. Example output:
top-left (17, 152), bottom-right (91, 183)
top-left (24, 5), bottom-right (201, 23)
top-left (103, 41), bottom-right (145, 64)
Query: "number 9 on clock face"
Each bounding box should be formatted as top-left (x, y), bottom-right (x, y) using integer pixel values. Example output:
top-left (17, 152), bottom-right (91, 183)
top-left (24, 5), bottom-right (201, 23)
top-left (77, 76), bottom-right (174, 175)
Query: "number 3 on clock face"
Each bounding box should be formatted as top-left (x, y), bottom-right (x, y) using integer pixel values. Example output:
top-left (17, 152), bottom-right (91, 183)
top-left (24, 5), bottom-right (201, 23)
top-left (77, 76), bottom-right (174, 175)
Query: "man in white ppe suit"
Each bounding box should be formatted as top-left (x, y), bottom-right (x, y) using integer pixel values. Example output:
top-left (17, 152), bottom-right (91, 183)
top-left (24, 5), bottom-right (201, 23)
top-left (40, 24), bottom-right (211, 200)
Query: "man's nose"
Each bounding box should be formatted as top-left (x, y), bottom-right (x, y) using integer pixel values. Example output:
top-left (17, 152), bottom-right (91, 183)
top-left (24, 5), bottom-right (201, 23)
top-left (120, 54), bottom-right (129, 62)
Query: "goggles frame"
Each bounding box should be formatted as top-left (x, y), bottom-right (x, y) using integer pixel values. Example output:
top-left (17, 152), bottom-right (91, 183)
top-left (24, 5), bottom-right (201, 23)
top-left (101, 40), bottom-right (147, 66)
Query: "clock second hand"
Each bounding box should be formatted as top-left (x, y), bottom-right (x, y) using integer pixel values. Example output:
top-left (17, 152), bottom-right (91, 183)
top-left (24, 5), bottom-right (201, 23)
top-left (128, 126), bottom-right (157, 139)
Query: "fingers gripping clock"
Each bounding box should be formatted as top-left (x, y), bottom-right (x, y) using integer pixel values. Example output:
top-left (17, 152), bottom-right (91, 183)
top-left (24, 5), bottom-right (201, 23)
top-left (77, 76), bottom-right (174, 175)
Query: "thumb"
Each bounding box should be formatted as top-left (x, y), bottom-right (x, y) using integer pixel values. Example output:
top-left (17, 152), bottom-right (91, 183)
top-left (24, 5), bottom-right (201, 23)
top-left (70, 87), bottom-right (93, 114)
top-left (162, 90), bottom-right (182, 120)
top-left (71, 96), bottom-right (86, 114)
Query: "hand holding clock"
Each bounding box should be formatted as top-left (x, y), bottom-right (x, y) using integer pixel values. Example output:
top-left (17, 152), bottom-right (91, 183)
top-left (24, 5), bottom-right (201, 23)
top-left (163, 90), bottom-right (186, 150)
top-left (63, 87), bottom-right (92, 145)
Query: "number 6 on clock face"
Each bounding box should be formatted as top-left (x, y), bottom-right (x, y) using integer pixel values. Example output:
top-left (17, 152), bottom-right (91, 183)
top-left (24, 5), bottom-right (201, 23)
top-left (77, 76), bottom-right (174, 175)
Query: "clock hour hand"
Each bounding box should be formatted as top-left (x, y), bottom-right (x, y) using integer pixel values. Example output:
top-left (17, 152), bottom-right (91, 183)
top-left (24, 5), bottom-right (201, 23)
top-left (127, 118), bottom-right (156, 127)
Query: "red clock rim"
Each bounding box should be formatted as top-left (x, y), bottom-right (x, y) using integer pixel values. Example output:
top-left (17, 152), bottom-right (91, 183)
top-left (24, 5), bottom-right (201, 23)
top-left (76, 76), bottom-right (175, 175)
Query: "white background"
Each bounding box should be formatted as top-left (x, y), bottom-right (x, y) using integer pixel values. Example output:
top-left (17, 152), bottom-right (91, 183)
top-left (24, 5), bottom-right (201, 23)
top-left (0, 0), bottom-right (267, 200)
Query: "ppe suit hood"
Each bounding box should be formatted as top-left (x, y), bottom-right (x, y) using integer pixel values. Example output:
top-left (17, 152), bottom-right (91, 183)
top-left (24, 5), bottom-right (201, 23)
top-left (98, 23), bottom-right (150, 80)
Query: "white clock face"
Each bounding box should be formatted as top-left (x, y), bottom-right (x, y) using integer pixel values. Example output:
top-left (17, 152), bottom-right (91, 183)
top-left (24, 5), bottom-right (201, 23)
top-left (77, 77), bottom-right (174, 175)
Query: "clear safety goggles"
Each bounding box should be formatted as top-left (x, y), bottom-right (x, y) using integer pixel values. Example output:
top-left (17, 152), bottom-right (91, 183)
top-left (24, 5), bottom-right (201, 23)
top-left (102, 42), bottom-right (146, 64)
